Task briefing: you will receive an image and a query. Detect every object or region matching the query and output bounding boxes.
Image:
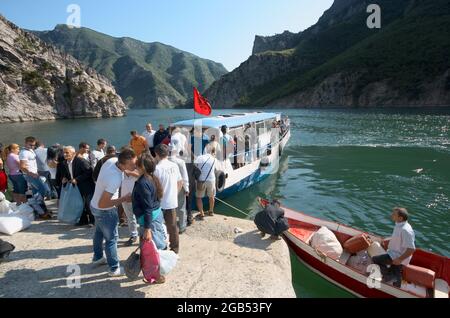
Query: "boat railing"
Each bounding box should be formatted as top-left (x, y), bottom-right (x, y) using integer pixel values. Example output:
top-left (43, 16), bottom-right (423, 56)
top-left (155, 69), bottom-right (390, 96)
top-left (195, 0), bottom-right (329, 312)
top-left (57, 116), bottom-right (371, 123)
top-left (223, 126), bottom-right (290, 166)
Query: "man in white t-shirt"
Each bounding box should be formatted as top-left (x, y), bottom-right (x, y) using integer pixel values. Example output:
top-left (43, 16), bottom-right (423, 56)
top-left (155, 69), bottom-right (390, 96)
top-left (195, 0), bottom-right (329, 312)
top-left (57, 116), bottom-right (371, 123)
top-left (19, 136), bottom-right (52, 219)
top-left (154, 144), bottom-right (182, 254)
top-left (169, 143), bottom-right (189, 234)
top-left (142, 123), bottom-right (156, 156)
top-left (194, 147), bottom-right (217, 219)
top-left (90, 148), bottom-right (137, 277)
top-left (92, 139), bottom-right (107, 166)
top-left (372, 207), bottom-right (416, 287)
top-left (78, 142), bottom-right (97, 168)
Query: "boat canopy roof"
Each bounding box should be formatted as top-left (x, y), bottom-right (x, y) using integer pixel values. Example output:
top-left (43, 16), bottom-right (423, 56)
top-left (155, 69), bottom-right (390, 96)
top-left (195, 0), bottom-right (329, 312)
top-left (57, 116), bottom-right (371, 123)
top-left (171, 112), bottom-right (280, 129)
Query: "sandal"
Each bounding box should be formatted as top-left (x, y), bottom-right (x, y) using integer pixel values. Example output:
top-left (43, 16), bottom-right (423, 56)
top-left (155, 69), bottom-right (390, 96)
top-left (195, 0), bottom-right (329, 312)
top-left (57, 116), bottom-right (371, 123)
top-left (196, 213), bottom-right (205, 221)
top-left (207, 211), bottom-right (214, 217)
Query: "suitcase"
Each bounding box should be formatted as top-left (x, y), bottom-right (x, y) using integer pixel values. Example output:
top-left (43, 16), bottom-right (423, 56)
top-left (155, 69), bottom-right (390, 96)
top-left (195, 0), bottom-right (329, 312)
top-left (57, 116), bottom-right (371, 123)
top-left (343, 234), bottom-right (372, 254)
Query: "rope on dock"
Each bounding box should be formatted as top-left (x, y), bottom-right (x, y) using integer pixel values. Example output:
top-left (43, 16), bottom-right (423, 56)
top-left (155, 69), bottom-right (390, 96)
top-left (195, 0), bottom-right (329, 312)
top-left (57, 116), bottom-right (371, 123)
top-left (215, 196), bottom-right (251, 218)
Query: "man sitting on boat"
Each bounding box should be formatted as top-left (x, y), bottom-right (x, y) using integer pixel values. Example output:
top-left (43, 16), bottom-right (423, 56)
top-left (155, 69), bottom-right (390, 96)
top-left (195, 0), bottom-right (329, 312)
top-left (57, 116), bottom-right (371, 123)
top-left (254, 199), bottom-right (289, 240)
top-left (372, 207), bottom-right (416, 287)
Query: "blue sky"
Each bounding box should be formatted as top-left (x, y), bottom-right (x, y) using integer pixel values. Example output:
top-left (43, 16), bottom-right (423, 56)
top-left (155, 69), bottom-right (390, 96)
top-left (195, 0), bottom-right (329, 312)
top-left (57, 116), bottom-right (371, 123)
top-left (0, 0), bottom-right (333, 70)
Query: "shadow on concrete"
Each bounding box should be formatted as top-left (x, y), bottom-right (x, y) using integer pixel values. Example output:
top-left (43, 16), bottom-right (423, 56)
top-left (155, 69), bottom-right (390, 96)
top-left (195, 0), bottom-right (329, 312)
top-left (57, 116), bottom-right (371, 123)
top-left (0, 264), bottom-right (148, 298)
top-left (233, 230), bottom-right (278, 251)
top-left (21, 220), bottom-right (137, 241)
top-left (7, 245), bottom-right (93, 261)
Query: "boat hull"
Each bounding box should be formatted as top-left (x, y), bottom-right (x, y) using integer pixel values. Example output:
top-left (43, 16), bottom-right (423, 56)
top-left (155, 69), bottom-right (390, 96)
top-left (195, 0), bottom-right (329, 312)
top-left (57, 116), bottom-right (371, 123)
top-left (278, 206), bottom-right (449, 298)
top-left (285, 233), bottom-right (398, 298)
top-left (218, 129), bottom-right (291, 199)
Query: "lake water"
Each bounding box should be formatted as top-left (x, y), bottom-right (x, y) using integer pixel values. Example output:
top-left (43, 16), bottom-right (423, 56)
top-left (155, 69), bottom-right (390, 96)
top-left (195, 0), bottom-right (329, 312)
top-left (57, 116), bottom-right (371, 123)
top-left (1, 108), bottom-right (449, 297)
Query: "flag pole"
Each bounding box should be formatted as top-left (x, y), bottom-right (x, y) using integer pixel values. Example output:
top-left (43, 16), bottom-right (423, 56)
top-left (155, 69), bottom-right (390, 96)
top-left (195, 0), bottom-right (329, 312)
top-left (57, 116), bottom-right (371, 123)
top-left (193, 87), bottom-right (196, 121)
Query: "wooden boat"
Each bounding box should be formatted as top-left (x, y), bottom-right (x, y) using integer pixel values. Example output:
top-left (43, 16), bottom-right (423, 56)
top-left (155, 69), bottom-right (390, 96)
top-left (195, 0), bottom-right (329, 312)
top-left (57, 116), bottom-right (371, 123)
top-left (258, 198), bottom-right (450, 298)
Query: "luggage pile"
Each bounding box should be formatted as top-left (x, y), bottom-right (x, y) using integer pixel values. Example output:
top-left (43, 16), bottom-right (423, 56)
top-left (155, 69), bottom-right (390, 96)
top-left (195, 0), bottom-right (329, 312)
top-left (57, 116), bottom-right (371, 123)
top-left (0, 192), bottom-right (35, 235)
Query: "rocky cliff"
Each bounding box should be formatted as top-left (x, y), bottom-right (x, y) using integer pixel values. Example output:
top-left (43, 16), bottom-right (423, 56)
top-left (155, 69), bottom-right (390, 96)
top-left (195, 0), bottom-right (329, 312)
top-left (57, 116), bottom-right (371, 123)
top-left (205, 0), bottom-right (450, 108)
top-left (0, 15), bottom-right (126, 123)
top-left (33, 25), bottom-right (228, 109)
top-left (252, 31), bottom-right (302, 55)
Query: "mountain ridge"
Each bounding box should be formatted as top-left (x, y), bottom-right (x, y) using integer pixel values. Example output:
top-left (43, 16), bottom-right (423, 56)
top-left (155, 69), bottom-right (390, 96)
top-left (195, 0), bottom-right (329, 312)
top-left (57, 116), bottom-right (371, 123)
top-left (0, 15), bottom-right (126, 123)
top-left (205, 0), bottom-right (450, 108)
top-left (33, 25), bottom-right (228, 108)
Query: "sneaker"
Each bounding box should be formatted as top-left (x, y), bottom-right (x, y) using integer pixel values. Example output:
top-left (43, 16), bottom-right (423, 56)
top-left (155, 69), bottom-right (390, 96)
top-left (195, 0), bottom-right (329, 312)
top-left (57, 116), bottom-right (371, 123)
top-left (108, 266), bottom-right (125, 277)
top-left (125, 237), bottom-right (138, 246)
top-left (92, 257), bottom-right (107, 266)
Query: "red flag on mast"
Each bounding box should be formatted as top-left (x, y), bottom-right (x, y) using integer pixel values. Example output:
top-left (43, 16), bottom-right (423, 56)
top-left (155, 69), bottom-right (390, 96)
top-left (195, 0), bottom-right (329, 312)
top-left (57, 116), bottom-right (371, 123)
top-left (193, 87), bottom-right (212, 116)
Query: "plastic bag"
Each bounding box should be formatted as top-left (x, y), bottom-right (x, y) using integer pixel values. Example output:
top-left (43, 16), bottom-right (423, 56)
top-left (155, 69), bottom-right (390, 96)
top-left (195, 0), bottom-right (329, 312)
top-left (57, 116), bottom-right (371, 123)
top-left (58, 184), bottom-right (84, 224)
top-left (16, 203), bottom-right (34, 216)
top-left (0, 193), bottom-right (10, 214)
top-left (310, 226), bottom-right (343, 260)
top-left (27, 193), bottom-right (45, 215)
top-left (140, 240), bottom-right (160, 283)
top-left (14, 204), bottom-right (35, 222)
top-left (8, 202), bottom-right (19, 212)
top-left (0, 238), bottom-right (15, 261)
top-left (158, 249), bottom-right (178, 275)
top-left (0, 216), bottom-right (32, 235)
top-left (125, 247), bottom-right (141, 279)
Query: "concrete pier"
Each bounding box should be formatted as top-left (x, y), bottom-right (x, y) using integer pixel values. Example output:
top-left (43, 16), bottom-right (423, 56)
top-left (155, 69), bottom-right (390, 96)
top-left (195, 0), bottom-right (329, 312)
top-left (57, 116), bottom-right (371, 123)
top-left (0, 201), bottom-right (296, 298)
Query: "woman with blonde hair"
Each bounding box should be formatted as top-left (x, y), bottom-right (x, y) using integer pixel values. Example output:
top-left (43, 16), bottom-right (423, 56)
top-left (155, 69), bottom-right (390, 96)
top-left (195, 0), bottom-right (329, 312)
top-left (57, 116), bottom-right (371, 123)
top-left (4, 144), bottom-right (27, 204)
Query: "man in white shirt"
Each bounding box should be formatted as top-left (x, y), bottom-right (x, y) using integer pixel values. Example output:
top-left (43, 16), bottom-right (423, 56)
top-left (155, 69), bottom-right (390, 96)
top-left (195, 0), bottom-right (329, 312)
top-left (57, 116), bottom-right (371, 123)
top-left (170, 127), bottom-right (188, 159)
top-left (372, 207), bottom-right (416, 287)
top-left (92, 139), bottom-right (107, 166)
top-left (19, 136), bottom-right (52, 219)
top-left (169, 143), bottom-right (189, 234)
top-left (90, 148), bottom-right (137, 277)
top-left (34, 141), bottom-right (56, 199)
top-left (154, 144), bottom-right (182, 254)
top-left (142, 123), bottom-right (156, 156)
top-left (194, 147), bottom-right (217, 219)
top-left (78, 142), bottom-right (96, 168)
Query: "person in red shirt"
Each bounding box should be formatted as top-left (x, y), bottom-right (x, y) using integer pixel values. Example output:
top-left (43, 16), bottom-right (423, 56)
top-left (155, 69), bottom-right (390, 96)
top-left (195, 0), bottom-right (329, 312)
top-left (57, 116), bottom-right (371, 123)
top-left (0, 157), bottom-right (7, 193)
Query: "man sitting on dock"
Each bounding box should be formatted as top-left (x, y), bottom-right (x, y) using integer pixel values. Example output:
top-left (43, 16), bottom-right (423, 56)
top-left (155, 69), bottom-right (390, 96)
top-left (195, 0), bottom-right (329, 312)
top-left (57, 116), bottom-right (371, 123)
top-left (372, 207), bottom-right (416, 287)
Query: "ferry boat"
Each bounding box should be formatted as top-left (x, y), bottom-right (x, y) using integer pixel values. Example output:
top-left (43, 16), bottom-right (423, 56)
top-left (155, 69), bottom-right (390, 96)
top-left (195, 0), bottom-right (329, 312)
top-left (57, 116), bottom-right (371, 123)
top-left (258, 198), bottom-right (450, 298)
top-left (170, 112), bottom-right (291, 199)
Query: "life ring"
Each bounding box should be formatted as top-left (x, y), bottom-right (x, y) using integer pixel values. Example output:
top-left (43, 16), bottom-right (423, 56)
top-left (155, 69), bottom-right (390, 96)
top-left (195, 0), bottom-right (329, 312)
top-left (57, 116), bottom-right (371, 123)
top-left (215, 171), bottom-right (226, 193)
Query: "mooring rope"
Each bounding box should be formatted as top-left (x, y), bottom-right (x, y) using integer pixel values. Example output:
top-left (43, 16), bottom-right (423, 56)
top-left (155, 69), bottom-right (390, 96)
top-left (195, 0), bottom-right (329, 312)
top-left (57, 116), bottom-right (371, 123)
top-left (215, 196), bottom-right (251, 218)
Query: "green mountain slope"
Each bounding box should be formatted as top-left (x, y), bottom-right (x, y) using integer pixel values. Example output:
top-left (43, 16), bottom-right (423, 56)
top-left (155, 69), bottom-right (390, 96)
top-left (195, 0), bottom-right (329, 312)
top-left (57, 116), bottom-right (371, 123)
top-left (205, 0), bottom-right (450, 108)
top-left (33, 25), bottom-right (228, 108)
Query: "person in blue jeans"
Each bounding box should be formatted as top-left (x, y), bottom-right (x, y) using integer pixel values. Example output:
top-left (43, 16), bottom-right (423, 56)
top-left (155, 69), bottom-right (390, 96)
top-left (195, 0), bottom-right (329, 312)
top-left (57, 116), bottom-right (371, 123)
top-left (19, 137), bottom-right (52, 219)
top-left (132, 153), bottom-right (167, 284)
top-left (132, 153), bottom-right (167, 250)
top-left (90, 148), bottom-right (137, 277)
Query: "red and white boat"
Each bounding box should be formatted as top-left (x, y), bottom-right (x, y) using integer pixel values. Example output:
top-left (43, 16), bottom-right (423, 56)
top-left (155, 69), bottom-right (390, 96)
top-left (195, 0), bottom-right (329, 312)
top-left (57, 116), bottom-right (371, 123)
top-left (258, 199), bottom-right (450, 298)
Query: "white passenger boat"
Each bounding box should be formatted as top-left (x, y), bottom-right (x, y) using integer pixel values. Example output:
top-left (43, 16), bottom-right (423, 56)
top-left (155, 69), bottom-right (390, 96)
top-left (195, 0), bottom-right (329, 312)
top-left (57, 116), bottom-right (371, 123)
top-left (171, 112), bottom-right (291, 199)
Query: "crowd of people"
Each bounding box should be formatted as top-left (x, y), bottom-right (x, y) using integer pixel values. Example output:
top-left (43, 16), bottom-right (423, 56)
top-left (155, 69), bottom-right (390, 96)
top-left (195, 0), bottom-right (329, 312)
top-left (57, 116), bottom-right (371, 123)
top-left (0, 122), bottom-right (229, 281)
